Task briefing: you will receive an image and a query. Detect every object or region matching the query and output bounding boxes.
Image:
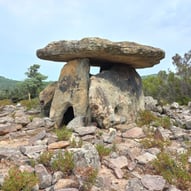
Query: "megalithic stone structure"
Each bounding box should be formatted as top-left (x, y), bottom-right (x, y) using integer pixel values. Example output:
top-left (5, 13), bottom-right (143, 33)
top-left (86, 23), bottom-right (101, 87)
top-left (37, 37), bottom-right (165, 128)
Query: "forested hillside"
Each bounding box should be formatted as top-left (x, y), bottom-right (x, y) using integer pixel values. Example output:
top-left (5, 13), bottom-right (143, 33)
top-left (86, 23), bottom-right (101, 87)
top-left (0, 76), bottom-right (20, 90)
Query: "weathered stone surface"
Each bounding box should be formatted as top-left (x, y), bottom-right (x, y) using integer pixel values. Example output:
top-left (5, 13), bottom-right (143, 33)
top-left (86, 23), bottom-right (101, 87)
top-left (39, 82), bottom-right (57, 116)
top-left (35, 164), bottom-right (52, 189)
top-left (122, 127), bottom-right (145, 139)
top-left (141, 174), bottom-right (166, 191)
top-left (109, 156), bottom-right (128, 169)
top-left (20, 145), bottom-right (47, 159)
top-left (52, 171), bottom-right (64, 184)
top-left (135, 152), bottom-right (157, 164)
top-left (50, 59), bottom-right (90, 127)
top-left (89, 65), bottom-right (144, 128)
top-left (48, 141), bottom-right (70, 150)
top-left (71, 143), bottom-right (100, 170)
top-left (126, 178), bottom-right (147, 191)
top-left (54, 179), bottom-right (79, 190)
top-left (66, 116), bottom-right (85, 130)
top-left (37, 37), bottom-right (165, 68)
top-left (26, 117), bottom-right (45, 129)
top-left (74, 126), bottom-right (97, 136)
top-left (0, 123), bottom-right (22, 135)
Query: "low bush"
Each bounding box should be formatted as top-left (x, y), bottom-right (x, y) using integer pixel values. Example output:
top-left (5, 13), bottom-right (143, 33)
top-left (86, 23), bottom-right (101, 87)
top-left (152, 151), bottom-right (191, 190)
top-left (76, 167), bottom-right (98, 191)
top-left (1, 166), bottom-right (38, 191)
top-left (38, 151), bottom-right (53, 168)
top-left (55, 127), bottom-right (72, 141)
top-left (51, 150), bottom-right (74, 176)
top-left (96, 144), bottom-right (112, 160)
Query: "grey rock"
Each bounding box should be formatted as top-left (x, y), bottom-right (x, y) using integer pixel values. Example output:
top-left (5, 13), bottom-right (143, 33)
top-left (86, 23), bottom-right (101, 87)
top-left (20, 145), bottom-right (47, 159)
top-left (39, 82), bottom-right (57, 116)
top-left (170, 102), bottom-right (179, 109)
top-left (50, 59), bottom-right (90, 127)
top-left (144, 96), bottom-right (158, 111)
top-left (71, 143), bottom-right (100, 171)
top-left (26, 117), bottom-right (45, 129)
top-left (154, 126), bottom-right (171, 141)
top-left (141, 174), bottom-right (166, 191)
top-left (126, 178), bottom-right (147, 191)
top-left (74, 126), bottom-right (97, 136)
top-left (89, 65), bottom-right (144, 128)
top-left (0, 123), bottom-right (22, 135)
top-left (37, 37), bottom-right (165, 68)
top-left (52, 171), bottom-right (64, 184)
top-left (185, 120), bottom-right (191, 129)
top-left (29, 130), bottom-right (47, 145)
top-left (109, 156), bottom-right (128, 169)
top-left (66, 116), bottom-right (86, 130)
top-left (35, 164), bottom-right (52, 189)
top-left (55, 189), bottom-right (79, 191)
top-left (135, 152), bottom-right (157, 165)
top-left (0, 116), bottom-right (14, 124)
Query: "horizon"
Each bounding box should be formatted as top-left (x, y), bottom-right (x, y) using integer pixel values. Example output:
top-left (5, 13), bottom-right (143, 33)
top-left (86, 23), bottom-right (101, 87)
top-left (1, 0), bottom-right (191, 81)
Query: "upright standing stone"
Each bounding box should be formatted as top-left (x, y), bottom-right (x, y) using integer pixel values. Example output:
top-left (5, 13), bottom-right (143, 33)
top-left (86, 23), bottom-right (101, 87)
top-left (50, 59), bottom-right (90, 127)
top-left (89, 65), bottom-right (144, 128)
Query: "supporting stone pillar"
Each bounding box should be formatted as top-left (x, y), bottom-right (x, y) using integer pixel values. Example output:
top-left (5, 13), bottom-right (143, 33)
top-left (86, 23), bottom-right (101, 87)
top-left (50, 59), bottom-right (90, 127)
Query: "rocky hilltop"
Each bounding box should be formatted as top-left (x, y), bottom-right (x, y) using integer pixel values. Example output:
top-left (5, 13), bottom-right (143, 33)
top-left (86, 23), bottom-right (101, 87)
top-left (0, 99), bottom-right (191, 190)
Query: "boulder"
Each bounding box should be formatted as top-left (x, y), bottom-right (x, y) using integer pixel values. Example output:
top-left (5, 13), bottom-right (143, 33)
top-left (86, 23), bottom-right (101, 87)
top-left (39, 82), bottom-right (57, 116)
top-left (50, 59), bottom-right (90, 127)
top-left (89, 65), bottom-right (144, 128)
top-left (37, 37), bottom-right (165, 69)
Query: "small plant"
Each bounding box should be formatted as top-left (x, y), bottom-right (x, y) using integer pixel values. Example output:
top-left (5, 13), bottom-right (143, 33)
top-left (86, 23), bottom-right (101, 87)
top-left (96, 144), bottom-right (112, 160)
top-left (0, 99), bottom-right (12, 106)
top-left (77, 167), bottom-right (98, 191)
top-left (38, 150), bottom-right (53, 168)
top-left (20, 98), bottom-right (40, 110)
top-left (137, 110), bottom-right (157, 126)
top-left (2, 166), bottom-right (38, 191)
top-left (152, 151), bottom-right (191, 190)
top-left (55, 126), bottom-right (72, 141)
top-left (70, 138), bottom-right (83, 148)
top-left (140, 137), bottom-right (170, 150)
top-left (153, 116), bottom-right (172, 129)
top-left (51, 150), bottom-right (74, 176)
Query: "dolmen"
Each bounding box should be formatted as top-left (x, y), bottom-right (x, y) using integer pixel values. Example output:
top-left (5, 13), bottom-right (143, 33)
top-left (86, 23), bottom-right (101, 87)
top-left (37, 37), bottom-right (165, 128)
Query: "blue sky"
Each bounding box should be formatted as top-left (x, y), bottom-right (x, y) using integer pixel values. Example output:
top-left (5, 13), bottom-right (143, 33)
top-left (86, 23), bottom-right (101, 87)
top-left (0, 0), bottom-right (191, 81)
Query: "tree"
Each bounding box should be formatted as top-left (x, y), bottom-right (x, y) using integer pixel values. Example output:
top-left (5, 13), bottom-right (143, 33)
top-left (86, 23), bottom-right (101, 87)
top-left (143, 50), bottom-right (191, 105)
top-left (24, 64), bottom-right (47, 100)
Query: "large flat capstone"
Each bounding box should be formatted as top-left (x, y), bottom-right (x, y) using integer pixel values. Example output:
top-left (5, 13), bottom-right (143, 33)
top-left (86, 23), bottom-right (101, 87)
top-left (36, 37), bottom-right (165, 68)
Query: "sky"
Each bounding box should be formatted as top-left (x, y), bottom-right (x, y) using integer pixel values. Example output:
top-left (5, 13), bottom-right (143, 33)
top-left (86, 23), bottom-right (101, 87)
top-left (0, 0), bottom-right (191, 81)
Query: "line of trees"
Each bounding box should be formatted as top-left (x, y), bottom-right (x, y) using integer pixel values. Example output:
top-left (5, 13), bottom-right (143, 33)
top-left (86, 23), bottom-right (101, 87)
top-left (0, 64), bottom-right (48, 102)
top-left (143, 50), bottom-right (191, 105)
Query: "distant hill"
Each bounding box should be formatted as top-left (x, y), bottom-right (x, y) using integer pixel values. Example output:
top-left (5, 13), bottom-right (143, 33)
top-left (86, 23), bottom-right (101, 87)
top-left (0, 76), bottom-right (20, 90)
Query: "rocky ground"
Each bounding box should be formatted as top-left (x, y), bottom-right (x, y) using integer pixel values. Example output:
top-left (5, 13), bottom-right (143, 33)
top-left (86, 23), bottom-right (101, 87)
top-left (0, 98), bottom-right (191, 191)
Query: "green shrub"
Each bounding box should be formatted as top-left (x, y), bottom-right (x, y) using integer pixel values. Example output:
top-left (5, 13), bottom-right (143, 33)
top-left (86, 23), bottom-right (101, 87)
top-left (137, 110), bottom-right (157, 126)
top-left (20, 98), bottom-right (40, 110)
top-left (38, 151), bottom-right (53, 168)
top-left (70, 138), bottom-right (83, 148)
top-left (0, 99), bottom-right (12, 107)
top-left (1, 166), bottom-right (38, 191)
top-left (140, 138), bottom-right (170, 150)
top-left (154, 116), bottom-right (171, 129)
top-left (76, 167), bottom-right (98, 191)
top-left (51, 150), bottom-right (74, 176)
top-left (55, 127), bottom-right (72, 141)
top-left (96, 144), bottom-right (112, 160)
top-left (152, 151), bottom-right (191, 190)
